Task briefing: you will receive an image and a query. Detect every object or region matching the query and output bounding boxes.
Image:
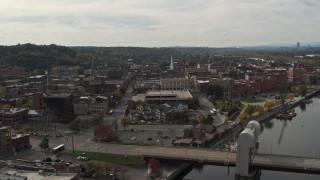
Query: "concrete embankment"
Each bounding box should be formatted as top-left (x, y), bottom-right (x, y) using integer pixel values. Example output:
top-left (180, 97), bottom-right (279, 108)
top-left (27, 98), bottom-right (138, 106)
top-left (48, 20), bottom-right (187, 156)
top-left (164, 163), bottom-right (193, 180)
top-left (256, 89), bottom-right (320, 123)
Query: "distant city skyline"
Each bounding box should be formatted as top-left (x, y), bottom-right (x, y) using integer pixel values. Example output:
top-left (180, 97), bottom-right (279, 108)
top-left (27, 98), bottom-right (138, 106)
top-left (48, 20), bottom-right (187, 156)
top-left (0, 0), bottom-right (319, 47)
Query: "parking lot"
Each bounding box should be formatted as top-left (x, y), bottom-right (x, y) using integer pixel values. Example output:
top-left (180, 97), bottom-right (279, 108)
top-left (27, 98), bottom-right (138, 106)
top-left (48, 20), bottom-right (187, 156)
top-left (117, 124), bottom-right (188, 146)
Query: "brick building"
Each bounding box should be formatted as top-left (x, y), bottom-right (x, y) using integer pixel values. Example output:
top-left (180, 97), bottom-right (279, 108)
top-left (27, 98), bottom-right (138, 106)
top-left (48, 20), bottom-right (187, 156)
top-left (288, 67), bottom-right (307, 83)
top-left (0, 108), bottom-right (28, 126)
top-left (209, 78), bottom-right (235, 100)
top-left (33, 92), bottom-right (73, 123)
top-left (12, 134), bottom-right (31, 152)
top-left (0, 126), bottom-right (12, 155)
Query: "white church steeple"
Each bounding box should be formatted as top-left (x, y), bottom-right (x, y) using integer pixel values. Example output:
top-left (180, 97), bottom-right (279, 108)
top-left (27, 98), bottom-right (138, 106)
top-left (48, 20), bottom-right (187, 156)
top-left (170, 55), bottom-right (174, 70)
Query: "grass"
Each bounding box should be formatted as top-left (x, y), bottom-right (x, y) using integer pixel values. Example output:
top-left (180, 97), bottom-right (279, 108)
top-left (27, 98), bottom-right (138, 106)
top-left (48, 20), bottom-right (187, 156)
top-left (241, 98), bottom-right (265, 103)
top-left (64, 150), bottom-right (142, 165)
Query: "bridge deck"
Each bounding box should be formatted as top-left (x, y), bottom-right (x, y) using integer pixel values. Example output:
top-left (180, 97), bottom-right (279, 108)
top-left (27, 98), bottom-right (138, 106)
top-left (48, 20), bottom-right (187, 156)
top-left (140, 147), bottom-right (320, 174)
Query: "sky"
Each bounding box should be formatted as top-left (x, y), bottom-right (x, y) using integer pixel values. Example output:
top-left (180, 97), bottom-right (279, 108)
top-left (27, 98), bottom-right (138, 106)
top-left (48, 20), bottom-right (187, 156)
top-left (0, 0), bottom-right (319, 47)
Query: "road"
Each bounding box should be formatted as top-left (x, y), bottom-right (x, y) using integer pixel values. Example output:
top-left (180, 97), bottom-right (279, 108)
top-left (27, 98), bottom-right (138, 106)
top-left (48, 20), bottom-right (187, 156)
top-left (29, 89), bottom-right (228, 158)
top-left (198, 94), bottom-right (225, 125)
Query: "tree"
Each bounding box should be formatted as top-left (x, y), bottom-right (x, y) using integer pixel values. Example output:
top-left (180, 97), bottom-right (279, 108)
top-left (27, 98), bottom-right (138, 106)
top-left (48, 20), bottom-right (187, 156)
top-left (196, 112), bottom-right (205, 123)
top-left (2, 104), bottom-right (11, 109)
top-left (69, 119), bottom-right (81, 131)
top-left (300, 84), bottom-right (307, 96)
top-left (287, 93), bottom-right (295, 101)
top-left (202, 115), bottom-right (214, 124)
top-left (114, 90), bottom-right (122, 100)
top-left (156, 130), bottom-right (163, 137)
top-left (86, 160), bottom-right (112, 173)
top-left (16, 97), bottom-right (29, 107)
top-left (39, 137), bottom-right (49, 149)
top-left (191, 119), bottom-right (199, 127)
top-left (148, 158), bottom-right (160, 175)
top-left (175, 112), bottom-right (188, 122)
top-left (92, 114), bottom-right (103, 123)
top-left (239, 112), bottom-right (248, 122)
top-left (188, 96), bottom-right (199, 110)
top-left (255, 105), bottom-right (265, 115)
top-left (0, 86), bottom-right (6, 97)
top-left (206, 84), bottom-right (224, 100)
top-left (120, 116), bottom-right (130, 131)
top-left (264, 100), bottom-right (275, 110)
top-left (94, 123), bottom-right (116, 142)
top-left (244, 104), bottom-right (255, 118)
top-left (120, 86), bottom-right (126, 95)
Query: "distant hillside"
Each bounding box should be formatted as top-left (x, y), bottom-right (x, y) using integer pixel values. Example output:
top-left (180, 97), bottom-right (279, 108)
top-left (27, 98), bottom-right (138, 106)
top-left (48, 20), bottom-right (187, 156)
top-left (0, 43), bottom-right (91, 70)
top-left (1, 44), bottom-right (320, 71)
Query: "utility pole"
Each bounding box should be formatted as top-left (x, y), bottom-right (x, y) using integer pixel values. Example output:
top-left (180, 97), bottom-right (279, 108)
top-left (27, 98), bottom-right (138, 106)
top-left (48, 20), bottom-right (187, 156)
top-left (55, 123), bottom-right (57, 137)
top-left (72, 135), bottom-right (75, 153)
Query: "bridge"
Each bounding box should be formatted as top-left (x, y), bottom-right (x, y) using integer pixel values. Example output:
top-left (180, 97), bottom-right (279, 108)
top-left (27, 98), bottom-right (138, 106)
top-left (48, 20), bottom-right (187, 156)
top-left (141, 121), bottom-right (320, 179)
top-left (141, 147), bottom-right (320, 175)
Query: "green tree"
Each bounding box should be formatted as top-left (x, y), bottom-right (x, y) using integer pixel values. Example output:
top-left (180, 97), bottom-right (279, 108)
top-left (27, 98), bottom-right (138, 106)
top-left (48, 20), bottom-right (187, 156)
top-left (191, 119), bottom-right (199, 127)
top-left (69, 119), bottom-right (80, 131)
top-left (0, 86), bottom-right (6, 97)
top-left (188, 96), bottom-right (199, 110)
top-left (245, 104), bottom-right (255, 117)
top-left (202, 115), bottom-right (214, 124)
top-left (120, 116), bottom-right (130, 131)
top-left (39, 137), bottom-right (49, 149)
top-left (206, 84), bottom-right (224, 100)
top-left (156, 130), bottom-right (163, 137)
top-left (300, 84), bottom-right (307, 96)
top-left (92, 114), bottom-right (103, 123)
top-left (120, 86), bottom-right (126, 95)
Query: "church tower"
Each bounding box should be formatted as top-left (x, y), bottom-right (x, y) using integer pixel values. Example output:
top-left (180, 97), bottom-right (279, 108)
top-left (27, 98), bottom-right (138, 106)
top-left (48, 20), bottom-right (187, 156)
top-left (170, 55), bottom-right (174, 70)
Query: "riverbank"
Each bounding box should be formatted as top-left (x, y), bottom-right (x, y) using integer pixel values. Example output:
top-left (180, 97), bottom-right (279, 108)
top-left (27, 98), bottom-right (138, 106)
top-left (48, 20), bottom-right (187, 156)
top-left (215, 88), bottom-right (320, 152)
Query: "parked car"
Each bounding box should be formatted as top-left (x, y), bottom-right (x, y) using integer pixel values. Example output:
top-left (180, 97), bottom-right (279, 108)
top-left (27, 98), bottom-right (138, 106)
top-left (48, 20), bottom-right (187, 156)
top-left (109, 171), bottom-right (116, 177)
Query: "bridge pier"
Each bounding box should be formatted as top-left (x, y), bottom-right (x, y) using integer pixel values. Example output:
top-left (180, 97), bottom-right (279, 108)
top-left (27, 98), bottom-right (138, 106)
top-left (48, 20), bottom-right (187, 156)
top-left (235, 121), bottom-right (261, 179)
top-left (235, 170), bottom-right (261, 180)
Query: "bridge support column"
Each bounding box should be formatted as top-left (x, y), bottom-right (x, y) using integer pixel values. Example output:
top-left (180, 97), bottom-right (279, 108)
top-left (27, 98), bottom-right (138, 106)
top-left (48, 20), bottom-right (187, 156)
top-left (235, 121), bottom-right (261, 179)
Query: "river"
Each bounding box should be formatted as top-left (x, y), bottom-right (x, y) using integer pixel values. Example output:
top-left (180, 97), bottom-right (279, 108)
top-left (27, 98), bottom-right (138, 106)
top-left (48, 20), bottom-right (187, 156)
top-left (182, 96), bottom-right (320, 180)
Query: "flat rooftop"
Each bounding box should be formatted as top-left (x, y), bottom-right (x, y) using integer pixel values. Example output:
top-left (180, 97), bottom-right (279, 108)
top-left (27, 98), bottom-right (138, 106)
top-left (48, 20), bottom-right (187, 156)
top-left (44, 93), bottom-right (72, 98)
top-left (0, 168), bottom-right (77, 180)
top-left (0, 108), bottom-right (27, 114)
top-left (132, 90), bottom-right (192, 102)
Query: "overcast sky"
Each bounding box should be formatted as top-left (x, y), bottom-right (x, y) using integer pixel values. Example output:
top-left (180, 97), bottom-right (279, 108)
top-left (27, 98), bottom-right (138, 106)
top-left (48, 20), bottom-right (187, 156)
top-left (0, 0), bottom-right (319, 47)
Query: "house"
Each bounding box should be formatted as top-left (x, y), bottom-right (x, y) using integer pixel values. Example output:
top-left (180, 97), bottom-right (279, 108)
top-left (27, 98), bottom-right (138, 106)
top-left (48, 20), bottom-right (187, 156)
top-left (172, 124), bottom-right (224, 147)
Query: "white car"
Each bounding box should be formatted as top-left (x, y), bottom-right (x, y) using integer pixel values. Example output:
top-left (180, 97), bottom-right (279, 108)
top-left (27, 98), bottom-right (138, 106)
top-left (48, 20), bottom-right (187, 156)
top-left (131, 137), bottom-right (137, 140)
